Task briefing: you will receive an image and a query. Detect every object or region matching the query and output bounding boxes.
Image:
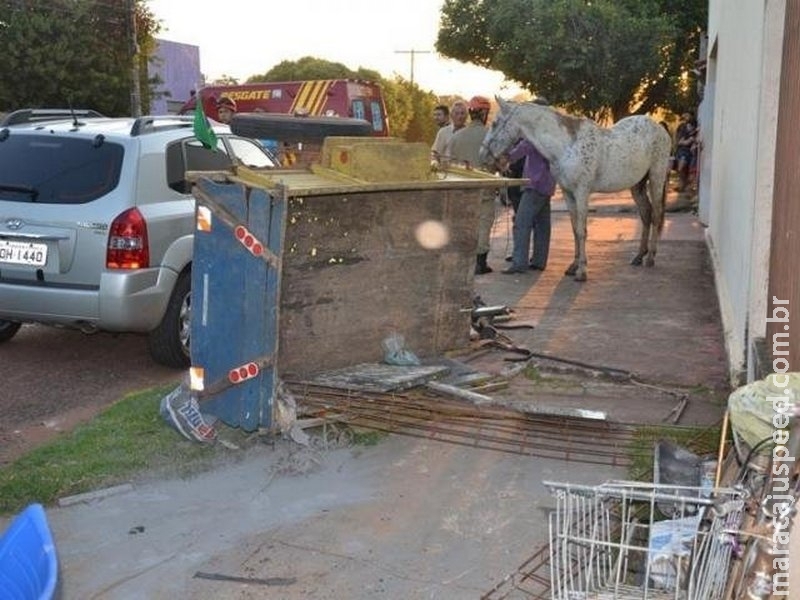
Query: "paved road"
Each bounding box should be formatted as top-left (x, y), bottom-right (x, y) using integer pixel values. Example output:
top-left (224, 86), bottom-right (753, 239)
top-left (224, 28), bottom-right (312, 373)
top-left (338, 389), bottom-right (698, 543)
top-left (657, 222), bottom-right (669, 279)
top-left (0, 324), bottom-right (181, 465)
top-left (46, 434), bottom-right (625, 600)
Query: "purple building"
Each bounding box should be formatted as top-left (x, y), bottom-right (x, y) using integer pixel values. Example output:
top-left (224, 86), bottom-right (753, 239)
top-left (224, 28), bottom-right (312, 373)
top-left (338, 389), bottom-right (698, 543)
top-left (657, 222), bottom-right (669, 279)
top-left (150, 39), bottom-right (203, 115)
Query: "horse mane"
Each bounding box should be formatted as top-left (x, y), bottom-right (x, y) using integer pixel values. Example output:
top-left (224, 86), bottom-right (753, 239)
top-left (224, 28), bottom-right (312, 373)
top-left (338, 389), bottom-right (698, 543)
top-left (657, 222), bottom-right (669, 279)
top-left (513, 105), bottom-right (588, 161)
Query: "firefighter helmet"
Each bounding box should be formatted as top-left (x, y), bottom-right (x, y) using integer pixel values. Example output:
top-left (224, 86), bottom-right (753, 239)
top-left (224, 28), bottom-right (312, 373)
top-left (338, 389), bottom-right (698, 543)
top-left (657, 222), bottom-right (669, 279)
top-left (468, 96), bottom-right (491, 112)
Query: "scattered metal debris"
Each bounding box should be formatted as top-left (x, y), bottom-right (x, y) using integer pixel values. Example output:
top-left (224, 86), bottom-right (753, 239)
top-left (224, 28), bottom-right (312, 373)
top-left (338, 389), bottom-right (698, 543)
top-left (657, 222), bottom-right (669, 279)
top-left (664, 394), bottom-right (690, 424)
top-left (289, 382), bottom-right (641, 467)
top-left (193, 571), bottom-right (297, 586)
top-left (480, 543), bottom-right (551, 599)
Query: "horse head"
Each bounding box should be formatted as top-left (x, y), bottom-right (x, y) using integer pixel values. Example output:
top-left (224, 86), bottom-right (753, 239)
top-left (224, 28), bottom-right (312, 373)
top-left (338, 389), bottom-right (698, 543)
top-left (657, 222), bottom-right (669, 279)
top-left (479, 97), bottom-right (521, 168)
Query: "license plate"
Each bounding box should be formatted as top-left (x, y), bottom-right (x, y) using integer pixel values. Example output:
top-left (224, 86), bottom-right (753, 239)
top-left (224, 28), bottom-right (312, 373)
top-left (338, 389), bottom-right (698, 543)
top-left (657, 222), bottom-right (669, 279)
top-left (0, 240), bottom-right (48, 267)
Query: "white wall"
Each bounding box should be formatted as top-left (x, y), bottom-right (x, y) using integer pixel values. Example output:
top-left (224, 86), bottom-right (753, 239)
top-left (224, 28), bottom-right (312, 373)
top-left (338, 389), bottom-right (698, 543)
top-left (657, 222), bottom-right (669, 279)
top-left (697, 49), bottom-right (715, 226)
top-left (704, 0), bottom-right (768, 383)
top-left (747, 1), bottom-right (785, 380)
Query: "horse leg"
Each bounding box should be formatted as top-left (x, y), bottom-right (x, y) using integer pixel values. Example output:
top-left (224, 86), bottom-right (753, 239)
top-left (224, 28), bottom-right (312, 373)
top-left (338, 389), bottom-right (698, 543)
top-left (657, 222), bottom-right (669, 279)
top-left (572, 193), bottom-right (589, 281)
top-left (563, 192), bottom-right (580, 277)
top-left (645, 167), bottom-right (667, 267)
top-left (562, 189), bottom-right (588, 281)
top-left (629, 179), bottom-right (651, 266)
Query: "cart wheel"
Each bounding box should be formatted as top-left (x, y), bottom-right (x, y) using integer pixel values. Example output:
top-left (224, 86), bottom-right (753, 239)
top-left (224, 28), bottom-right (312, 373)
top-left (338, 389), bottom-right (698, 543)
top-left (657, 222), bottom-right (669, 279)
top-left (231, 113), bottom-right (373, 142)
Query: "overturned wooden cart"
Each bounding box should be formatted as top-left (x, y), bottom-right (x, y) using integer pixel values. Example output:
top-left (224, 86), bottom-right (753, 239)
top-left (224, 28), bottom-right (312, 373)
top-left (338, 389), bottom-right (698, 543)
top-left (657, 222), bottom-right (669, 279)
top-left (189, 137), bottom-right (517, 431)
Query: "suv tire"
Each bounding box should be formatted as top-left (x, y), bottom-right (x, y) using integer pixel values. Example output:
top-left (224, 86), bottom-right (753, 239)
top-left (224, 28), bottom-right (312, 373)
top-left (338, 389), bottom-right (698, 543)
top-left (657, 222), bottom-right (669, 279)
top-left (147, 271), bottom-right (191, 368)
top-left (231, 113), bottom-right (372, 142)
top-left (0, 320), bottom-right (21, 342)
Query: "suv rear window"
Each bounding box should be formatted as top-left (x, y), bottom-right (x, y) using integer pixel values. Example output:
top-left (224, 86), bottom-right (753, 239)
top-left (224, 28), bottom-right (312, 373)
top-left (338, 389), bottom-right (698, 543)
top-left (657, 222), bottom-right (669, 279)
top-left (0, 133), bottom-right (124, 204)
top-left (166, 139), bottom-right (235, 193)
top-left (165, 137), bottom-right (277, 193)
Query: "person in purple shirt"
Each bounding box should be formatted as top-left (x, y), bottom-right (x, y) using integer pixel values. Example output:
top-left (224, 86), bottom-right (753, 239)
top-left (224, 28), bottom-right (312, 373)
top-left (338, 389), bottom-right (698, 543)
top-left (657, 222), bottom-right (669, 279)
top-left (501, 101), bottom-right (557, 274)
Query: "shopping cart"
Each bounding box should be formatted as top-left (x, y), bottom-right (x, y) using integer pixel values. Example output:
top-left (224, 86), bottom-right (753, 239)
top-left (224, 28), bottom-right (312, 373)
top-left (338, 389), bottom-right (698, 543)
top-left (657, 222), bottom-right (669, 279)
top-left (545, 481), bottom-right (745, 600)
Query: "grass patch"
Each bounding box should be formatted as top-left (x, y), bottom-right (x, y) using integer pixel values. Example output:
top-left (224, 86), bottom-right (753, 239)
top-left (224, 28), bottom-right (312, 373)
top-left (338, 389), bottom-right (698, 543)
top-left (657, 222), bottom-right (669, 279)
top-left (351, 429), bottom-right (388, 446)
top-left (627, 423), bottom-right (722, 481)
top-left (522, 364), bottom-right (542, 381)
top-left (0, 385), bottom-right (222, 515)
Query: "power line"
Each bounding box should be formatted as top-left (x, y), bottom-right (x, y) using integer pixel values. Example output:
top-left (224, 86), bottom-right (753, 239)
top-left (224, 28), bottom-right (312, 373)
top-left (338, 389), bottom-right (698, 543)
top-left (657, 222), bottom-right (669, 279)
top-left (394, 49), bottom-right (431, 87)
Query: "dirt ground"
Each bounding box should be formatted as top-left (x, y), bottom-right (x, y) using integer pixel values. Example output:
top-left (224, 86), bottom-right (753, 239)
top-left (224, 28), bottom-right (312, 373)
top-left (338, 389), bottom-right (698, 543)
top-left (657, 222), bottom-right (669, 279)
top-left (0, 326), bottom-right (180, 466)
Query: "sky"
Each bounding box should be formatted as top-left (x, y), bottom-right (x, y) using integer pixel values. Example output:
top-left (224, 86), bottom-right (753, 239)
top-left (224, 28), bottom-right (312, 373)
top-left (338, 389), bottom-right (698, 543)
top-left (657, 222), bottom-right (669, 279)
top-left (145, 0), bottom-right (525, 99)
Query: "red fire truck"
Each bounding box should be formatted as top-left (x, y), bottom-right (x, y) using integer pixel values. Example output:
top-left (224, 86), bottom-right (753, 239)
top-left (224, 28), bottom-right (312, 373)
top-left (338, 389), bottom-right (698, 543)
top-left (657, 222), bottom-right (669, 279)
top-left (179, 78), bottom-right (390, 137)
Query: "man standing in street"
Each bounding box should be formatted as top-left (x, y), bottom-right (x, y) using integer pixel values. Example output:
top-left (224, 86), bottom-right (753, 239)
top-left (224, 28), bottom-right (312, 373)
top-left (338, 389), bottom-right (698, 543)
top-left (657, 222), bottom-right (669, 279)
top-left (431, 100), bottom-right (467, 165)
top-left (448, 96), bottom-right (495, 274)
top-left (433, 104), bottom-right (450, 129)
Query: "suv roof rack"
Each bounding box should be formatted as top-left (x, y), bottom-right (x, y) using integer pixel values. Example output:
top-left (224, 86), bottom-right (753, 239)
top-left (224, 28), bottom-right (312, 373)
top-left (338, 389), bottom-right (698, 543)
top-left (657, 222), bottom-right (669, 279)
top-left (130, 115), bottom-right (195, 137)
top-left (0, 108), bottom-right (106, 127)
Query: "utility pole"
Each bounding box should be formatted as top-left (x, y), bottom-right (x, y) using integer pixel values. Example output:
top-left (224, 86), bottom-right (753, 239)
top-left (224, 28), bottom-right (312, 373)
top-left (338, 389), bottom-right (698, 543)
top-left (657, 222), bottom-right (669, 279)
top-left (394, 49), bottom-right (431, 87)
top-left (127, 0), bottom-right (142, 116)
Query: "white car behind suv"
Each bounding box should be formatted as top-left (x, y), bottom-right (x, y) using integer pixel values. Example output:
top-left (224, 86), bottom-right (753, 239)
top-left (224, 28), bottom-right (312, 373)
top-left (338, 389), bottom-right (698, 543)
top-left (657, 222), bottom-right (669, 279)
top-left (0, 109), bottom-right (277, 367)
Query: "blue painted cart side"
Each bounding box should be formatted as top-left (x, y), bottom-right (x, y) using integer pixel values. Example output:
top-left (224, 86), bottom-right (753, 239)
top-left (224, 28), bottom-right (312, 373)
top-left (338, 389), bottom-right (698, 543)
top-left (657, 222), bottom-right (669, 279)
top-left (190, 177), bottom-right (285, 431)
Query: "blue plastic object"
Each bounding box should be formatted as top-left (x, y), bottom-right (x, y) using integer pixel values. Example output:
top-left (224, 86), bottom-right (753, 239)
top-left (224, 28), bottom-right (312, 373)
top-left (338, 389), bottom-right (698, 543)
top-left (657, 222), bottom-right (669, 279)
top-left (0, 503), bottom-right (59, 600)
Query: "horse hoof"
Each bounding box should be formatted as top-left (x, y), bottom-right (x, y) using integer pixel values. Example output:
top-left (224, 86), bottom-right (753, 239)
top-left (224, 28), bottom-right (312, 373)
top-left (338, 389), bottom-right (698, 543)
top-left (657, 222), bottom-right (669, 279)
top-left (573, 272), bottom-right (587, 282)
top-left (630, 255), bottom-right (644, 266)
top-left (565, 264), bottom-right (578, 276)
top-left (644, 256), bottom-right (655, 267)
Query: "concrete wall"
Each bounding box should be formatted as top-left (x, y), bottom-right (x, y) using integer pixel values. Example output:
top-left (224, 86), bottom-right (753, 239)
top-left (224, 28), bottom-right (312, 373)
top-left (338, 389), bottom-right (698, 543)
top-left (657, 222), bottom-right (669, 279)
top-left (703, 0), bottom-right (782, 383)
top-left (149, 39), bottom-right (203, 115)
top-left (748, 1), bottom-right (786, 380)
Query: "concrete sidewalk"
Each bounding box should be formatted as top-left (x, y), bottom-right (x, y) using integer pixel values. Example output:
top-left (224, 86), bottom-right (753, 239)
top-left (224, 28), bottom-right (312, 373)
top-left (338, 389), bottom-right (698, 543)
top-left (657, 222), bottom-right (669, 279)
top-left (473, 191), bottom-right (726, 426)
top-left (17, 194), bottom-right (729, 600)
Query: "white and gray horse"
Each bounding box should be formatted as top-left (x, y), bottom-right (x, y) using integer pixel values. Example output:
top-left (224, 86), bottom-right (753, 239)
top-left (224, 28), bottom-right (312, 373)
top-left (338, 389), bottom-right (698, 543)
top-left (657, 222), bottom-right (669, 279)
top-left (479, 97), bottom-right (672, 281)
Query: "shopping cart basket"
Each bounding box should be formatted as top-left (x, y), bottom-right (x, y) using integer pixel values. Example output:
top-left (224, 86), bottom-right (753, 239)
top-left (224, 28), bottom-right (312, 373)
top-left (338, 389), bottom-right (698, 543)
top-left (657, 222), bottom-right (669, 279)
top-left (545, 481), bottom-right (745, 600)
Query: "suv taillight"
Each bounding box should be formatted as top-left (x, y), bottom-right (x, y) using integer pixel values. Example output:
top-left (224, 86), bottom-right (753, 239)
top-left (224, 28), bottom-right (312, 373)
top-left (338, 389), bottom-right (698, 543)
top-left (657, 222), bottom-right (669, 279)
top-left (107, 208), bottom-right (149, 269)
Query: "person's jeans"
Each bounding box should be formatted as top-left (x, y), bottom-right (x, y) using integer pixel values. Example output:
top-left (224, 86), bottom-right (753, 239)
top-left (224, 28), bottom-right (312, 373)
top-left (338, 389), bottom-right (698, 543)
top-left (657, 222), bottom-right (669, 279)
top-left (511, 188), bottom-right (551, 270)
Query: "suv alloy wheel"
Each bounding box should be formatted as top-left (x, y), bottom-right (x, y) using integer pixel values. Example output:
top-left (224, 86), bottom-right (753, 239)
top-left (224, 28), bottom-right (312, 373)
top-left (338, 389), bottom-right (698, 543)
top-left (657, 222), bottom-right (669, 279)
top-left (147, 270), bottom-right (191, 368)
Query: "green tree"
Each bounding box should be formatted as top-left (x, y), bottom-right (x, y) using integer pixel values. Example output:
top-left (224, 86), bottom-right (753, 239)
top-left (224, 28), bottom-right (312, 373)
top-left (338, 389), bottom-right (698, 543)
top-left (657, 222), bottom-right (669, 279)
top-left (211, 74), bottom-right (240, 86)
top-left (0, 0), bottom-right (159, 115)
top-left (436, 0), bottom-right (705, 121)
top-left (248, 56), bottom-right (356, 82)
top-left (381, 77), bottom-right (440, 143)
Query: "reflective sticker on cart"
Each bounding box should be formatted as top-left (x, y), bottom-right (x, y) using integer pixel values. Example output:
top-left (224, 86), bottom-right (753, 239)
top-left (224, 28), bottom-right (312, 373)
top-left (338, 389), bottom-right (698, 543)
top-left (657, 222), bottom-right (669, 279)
top-left (197, 206), bottom-right (212, 232)
top-left (233, 225), bottom-right (264, 256)
top-left (189, 366), bottom-right (205, 391)
top-left (228, 362), bottom-right (259, 384)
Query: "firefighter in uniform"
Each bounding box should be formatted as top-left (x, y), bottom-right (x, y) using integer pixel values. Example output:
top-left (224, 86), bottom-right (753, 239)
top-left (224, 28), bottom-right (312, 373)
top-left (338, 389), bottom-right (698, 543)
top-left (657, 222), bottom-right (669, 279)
top-left (448, 96), bottom-right (495, 274)
top-left (216, 97), bottom-right (237, 124)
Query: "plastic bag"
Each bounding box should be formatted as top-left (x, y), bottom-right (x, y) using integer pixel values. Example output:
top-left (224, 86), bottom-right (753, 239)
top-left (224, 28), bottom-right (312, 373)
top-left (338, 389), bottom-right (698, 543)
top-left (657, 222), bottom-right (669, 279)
top-left (647, 514), bottom-right (702, 590)
top-left (728, 372), bottom-right (800, 460)
top-left (382, 332), bottom-right (420, 366)
top-left (160, 383), bottom-right (217, 443)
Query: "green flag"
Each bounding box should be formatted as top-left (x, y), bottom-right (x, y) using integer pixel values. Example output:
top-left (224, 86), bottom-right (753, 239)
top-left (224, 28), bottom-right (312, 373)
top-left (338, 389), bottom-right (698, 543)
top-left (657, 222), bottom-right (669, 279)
top-left (193, 98), bottom-right (218, 150)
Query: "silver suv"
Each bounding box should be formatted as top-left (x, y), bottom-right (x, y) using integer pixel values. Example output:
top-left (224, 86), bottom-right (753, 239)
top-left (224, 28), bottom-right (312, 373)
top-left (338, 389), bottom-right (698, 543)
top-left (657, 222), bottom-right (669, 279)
top-left (0, 110), bottom-right (277, 367)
